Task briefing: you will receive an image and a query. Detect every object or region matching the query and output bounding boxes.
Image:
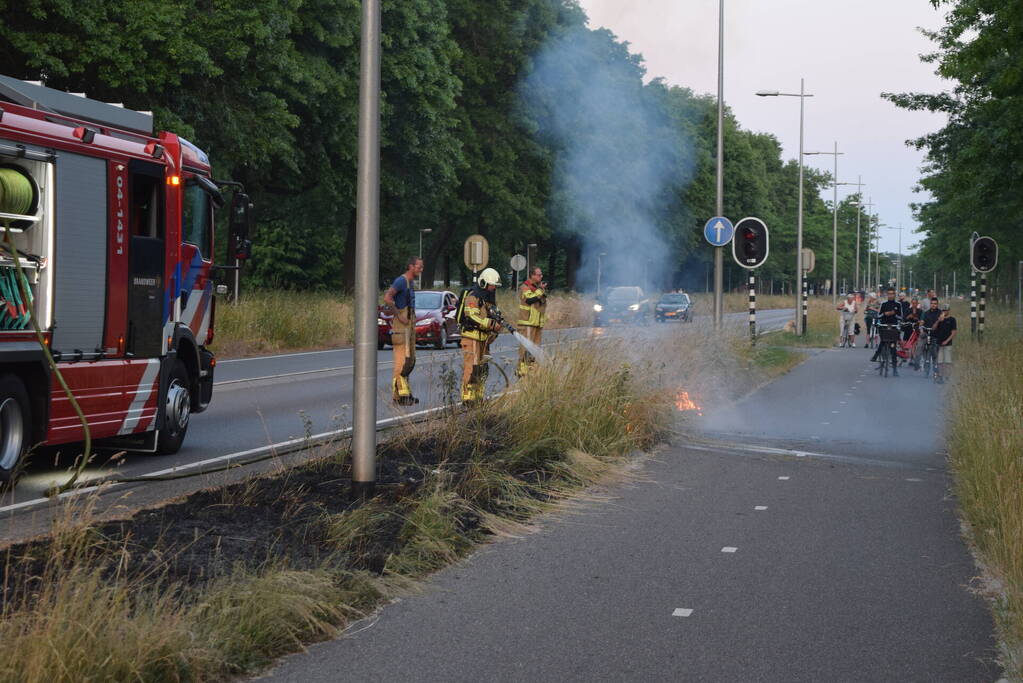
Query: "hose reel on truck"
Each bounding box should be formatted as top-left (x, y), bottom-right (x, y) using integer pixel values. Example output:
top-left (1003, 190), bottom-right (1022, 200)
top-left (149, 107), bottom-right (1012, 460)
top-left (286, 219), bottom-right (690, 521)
top-left (0, 167), bottom-right (40, 330)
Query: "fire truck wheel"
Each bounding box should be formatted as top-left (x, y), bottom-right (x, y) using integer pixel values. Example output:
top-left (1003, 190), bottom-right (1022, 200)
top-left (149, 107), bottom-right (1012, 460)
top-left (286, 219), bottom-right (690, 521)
top-left (156, 361), bottom-right (191, 455)
top-left (0, 375), bottom-right (30, 484)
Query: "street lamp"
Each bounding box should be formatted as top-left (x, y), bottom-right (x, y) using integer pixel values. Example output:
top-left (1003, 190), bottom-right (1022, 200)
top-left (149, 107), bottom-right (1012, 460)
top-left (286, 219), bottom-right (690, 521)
top-left (858, 195), bottom-right (874, 291)
top-left (712, 0), bottom-right (726, 329)
top-left (881, 224), bottom-right (903, 290)
top-left (803, 142), bottom-right (848, 305)
top-left (757, 80), bottom-right (814, 334)
top-left (418, 228), bottom-right (432, 289)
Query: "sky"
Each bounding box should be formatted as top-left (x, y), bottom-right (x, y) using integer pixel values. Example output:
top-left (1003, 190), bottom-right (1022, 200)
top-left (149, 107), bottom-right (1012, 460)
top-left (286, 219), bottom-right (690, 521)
top-left (576, 0), bottom-right (950, 256)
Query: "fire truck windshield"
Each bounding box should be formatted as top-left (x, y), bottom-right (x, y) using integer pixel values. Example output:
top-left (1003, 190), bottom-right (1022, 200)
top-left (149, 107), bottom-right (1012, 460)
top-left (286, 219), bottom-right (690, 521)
top-left (182, 181), bottom-right (212, 258)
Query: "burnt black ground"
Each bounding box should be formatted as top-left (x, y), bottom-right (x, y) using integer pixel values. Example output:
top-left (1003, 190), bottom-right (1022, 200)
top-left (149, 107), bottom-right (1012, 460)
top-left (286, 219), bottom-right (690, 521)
top-left (263, 346), bottom-right (1000, 682)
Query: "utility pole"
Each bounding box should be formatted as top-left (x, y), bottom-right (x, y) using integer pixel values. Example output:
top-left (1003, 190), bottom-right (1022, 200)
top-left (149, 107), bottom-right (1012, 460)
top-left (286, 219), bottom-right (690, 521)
top-left (352, 0), bottom-right (382, 498)
top-left (713, 0), bottom-right (725, 329)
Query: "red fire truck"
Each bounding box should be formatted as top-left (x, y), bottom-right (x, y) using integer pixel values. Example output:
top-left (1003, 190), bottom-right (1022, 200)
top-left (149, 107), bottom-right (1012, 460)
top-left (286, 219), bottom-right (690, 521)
top-left (0, 75), bottom-right (252, 482)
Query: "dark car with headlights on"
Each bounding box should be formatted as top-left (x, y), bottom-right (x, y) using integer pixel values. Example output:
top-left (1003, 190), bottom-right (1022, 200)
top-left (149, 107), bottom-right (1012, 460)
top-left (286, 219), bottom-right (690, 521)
top-left (655, 292), bottom-right (692, 322)
top-left (593, 286), bottom-right (652, 326)
top-left (378, 290), bottom-right (461, 349)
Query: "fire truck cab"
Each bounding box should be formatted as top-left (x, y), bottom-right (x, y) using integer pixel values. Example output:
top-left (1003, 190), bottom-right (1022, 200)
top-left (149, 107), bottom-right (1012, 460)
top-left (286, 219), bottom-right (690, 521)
top-left (0, 75), bottom-right (252, 482)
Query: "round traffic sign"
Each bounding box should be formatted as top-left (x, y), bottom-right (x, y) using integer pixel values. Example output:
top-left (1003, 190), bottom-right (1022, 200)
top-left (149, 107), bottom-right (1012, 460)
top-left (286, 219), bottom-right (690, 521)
top-left (704, 217), bottom-right (734, 246)
top-left (510, 254), bottom-right (527, 272)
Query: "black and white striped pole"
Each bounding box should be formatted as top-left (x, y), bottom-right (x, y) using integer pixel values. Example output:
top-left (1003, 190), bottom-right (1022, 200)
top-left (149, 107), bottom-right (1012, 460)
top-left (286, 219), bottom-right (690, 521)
top-left (801, 272), bottom-right (808, 336)
top-left (970, 231), bottom-right (978, 337)
top-left (970, 269), bottom-right (977, 337)
top-left (978, 275), bottom-right (986, 342)
top-left (748, 271), bottom-right (757, 345)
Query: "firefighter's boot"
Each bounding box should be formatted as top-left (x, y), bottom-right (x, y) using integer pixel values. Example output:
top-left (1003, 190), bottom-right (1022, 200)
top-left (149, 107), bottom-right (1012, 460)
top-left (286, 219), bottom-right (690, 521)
top-left (461, 364), bottom-right (488, 405)
top-left (392, 376), bottom-right (418, 406)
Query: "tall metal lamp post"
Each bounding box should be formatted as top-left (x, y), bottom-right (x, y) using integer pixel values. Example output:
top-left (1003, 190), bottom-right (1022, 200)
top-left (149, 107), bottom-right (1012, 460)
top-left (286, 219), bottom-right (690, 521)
top-left (803, 143), bottom-right (847, 304)
top-left (756, 81), bottom-right (814, 334)
top-left (417, 228), bottom-right (431, 289)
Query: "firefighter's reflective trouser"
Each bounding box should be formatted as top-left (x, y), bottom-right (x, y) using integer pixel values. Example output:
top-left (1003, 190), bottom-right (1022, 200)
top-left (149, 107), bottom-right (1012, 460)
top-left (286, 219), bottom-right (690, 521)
top-left (461, 337), bottom-right (490, 403)
top-left (391, 308), bottom-right (415, 402)
top-left (516, 325), bottom-right (542, 377)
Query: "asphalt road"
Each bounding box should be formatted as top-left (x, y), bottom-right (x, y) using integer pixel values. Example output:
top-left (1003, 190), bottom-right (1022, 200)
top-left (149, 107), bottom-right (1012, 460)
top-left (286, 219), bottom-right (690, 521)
top-left (5, 308), bottom-right (793, 505)
top-left (264, 343), bottom-right (999, 681)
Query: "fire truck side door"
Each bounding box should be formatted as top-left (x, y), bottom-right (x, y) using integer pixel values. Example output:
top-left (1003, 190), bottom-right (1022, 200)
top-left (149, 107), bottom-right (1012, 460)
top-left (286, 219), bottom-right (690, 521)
top-left (126, 160), bottom-right (165, 358)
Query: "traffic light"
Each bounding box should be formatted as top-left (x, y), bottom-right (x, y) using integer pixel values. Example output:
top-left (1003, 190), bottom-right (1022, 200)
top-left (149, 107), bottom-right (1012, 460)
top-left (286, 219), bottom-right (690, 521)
top-left (971, 236), bottom-right (998, 273)
top-left (732, 217), bottom-right (769, 269)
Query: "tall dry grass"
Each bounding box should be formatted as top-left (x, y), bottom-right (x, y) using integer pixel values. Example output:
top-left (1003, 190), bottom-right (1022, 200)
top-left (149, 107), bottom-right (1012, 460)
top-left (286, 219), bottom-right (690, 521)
top-left (214, 290), bottom-right (355, 357)
top-left (946, 309), bottom-right (1023, 676)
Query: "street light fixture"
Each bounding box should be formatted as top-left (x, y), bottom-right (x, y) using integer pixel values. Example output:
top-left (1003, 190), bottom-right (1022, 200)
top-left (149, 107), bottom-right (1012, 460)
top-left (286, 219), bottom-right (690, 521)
top-left (418, 228), bottom-right (432, 289)
top-left (757, 81), bottom-right (814, 334)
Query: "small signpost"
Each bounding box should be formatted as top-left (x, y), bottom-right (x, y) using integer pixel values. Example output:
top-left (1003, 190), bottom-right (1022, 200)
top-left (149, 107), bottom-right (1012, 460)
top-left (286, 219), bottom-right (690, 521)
top-left (510, 254), bottom-right (526, 272)
top-left (464, 234), bottom-right (489, 278)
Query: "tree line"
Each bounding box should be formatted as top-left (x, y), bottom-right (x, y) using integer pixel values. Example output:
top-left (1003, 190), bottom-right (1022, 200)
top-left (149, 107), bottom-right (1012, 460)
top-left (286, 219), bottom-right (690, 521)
top-left (2, 0), bottom-right (878, 294)
top-left (885, 0), bottom-right (1021, 300)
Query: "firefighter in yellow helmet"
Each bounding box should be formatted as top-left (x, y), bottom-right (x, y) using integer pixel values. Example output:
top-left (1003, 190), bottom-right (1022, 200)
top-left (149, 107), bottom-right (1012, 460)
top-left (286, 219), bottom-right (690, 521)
top-left (458, 267), bottom-right (502, 404)
top-left (383, 256), bottom-right (423, 405)
top-left (516, 266), bottom-right (547, 377)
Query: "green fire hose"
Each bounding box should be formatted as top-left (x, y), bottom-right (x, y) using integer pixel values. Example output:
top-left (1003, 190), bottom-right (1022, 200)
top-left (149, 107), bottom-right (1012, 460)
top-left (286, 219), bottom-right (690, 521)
top-left (0, 166), bottom-right (92, 494)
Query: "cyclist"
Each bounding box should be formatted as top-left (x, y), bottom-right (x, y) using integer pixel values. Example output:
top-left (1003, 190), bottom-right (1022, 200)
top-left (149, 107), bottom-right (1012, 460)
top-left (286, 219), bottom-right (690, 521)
top-left (872, 288), bottom-right (902, 375)
top-left (836, 293), bottom-right (857, 347)
top-left (920, 297), bottom-right (942, 376)
top-left (932, 304), bottom-right (957, 383)
top-left (864, 293), bottom-right (880, 349)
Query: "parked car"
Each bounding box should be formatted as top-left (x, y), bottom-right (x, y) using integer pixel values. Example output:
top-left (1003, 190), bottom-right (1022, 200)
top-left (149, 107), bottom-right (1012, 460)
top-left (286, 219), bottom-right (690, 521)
top-left (655, 292), bottom-right (692, 322)
top-left (593, 286), bottom-right (652, 326)
top-left (378, 290), bottom-right (461, 349)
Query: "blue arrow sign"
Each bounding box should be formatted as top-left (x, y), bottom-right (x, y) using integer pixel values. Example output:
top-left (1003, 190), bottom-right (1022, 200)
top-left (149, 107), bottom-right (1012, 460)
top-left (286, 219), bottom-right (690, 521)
top-left (704, 216), bottom-right (734, 246)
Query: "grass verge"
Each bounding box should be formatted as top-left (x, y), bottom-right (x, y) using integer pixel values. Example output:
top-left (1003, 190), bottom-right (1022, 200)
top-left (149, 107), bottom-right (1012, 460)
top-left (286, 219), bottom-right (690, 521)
top-left (214, 289), bottom-right (596, 358)
top-left (945, 309), bottom-right (1023, 677)
top-left (0, 327), bottom-right (806, 681)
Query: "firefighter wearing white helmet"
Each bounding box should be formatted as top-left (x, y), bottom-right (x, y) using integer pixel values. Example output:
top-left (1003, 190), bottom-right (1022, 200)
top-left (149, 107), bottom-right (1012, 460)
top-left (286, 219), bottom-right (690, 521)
top-left (456, 268), bottom-right (502, 403)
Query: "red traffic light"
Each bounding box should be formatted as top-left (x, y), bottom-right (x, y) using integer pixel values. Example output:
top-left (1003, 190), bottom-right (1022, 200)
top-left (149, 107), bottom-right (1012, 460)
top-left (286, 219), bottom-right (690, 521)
top-left (732, 217), bottom-right (769, 269)
top-left (971, 236), bottom-right (998, 273)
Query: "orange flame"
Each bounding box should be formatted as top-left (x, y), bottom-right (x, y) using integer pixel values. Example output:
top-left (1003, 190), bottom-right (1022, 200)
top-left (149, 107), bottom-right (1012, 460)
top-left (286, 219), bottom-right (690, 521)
top-left (675, 391), bottom-right (702, 416)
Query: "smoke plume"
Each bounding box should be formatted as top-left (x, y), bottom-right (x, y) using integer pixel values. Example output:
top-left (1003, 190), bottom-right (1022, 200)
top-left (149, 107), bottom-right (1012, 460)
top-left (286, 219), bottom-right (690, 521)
top-left (520, 25), bottom-right (695, 293)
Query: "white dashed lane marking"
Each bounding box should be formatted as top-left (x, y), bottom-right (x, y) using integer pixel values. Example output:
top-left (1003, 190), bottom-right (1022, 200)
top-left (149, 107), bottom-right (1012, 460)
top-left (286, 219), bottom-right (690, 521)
top-left (721, 547), bottom-right (738, 553)
top-left (755, 506), bottom-right (768, 511)
top-left (778, 476), bottom-right (790, 481)
top-left (673, 608), bottom-right (693, 617)
top-left (905, 478), bottom-right (922, 482)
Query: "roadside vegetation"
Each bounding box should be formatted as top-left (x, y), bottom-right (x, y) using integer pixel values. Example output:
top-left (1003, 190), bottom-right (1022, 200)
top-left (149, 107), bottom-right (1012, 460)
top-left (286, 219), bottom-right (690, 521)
top-left (213, 289), bottom-right (596, 358)
top-left (0, 325), bottom-right (804, 682)
top-left (945, 308), bottom-right (1023, 676)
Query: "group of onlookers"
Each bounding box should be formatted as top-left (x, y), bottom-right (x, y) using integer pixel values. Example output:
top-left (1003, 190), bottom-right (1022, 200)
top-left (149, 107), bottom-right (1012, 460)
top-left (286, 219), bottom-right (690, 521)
top-left (835, 288), bottom-right (957, 380)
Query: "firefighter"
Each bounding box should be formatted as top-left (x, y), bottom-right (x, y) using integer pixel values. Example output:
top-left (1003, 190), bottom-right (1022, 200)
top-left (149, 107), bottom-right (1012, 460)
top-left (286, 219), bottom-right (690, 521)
top-left (516, 266), bottom-right (547, 376)
top-left (458, 267), bottom-right (502, 404)
top-left (383, 256), bottom-right (423, 405)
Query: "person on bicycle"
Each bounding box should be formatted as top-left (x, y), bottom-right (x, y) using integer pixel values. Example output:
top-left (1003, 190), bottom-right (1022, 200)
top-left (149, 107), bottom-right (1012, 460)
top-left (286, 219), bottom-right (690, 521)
top-left (872, 288), bottom-right (902, 375)
top-left (920, 297), bottom-right (942, 375)
top-left (864, 293), bottom-right (880, 349)
top-left (932, 304), bottom-right (957, 383)
top-left (836, 293), bottom-right (857, 347)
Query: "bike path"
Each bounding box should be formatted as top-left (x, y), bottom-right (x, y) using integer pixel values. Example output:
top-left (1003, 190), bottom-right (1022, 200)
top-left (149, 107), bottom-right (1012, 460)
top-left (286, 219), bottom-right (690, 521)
top-left (263, 344), bottom-right (999, 682)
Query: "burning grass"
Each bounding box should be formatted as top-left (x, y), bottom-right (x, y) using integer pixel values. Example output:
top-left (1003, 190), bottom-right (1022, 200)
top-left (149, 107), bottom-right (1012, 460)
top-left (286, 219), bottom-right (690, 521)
top-left (945, 309), bottom-right (1023, 677)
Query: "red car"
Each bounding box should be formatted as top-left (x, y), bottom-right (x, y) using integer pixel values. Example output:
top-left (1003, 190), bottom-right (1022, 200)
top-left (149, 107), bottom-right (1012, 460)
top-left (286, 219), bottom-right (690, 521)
top-left (378, 290), bottom-right (461, 350)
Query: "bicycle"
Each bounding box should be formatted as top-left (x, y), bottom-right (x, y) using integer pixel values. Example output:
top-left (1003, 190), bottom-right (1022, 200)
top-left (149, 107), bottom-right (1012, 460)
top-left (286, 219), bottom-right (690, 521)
top-left (874, 320), bottom-right (902, 377)
top-left (920, 328), bottom-right (939, 380)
